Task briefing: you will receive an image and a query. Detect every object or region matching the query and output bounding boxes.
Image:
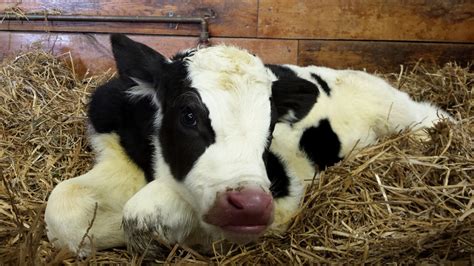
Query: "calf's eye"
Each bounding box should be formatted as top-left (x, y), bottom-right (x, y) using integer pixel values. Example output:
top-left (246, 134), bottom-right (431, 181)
top-left (181, 110), bottom-right (198, 128)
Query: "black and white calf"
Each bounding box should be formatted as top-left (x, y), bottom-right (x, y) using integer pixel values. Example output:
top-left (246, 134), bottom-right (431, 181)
top-left (45, 34), bottom-right (279, 256)
top-left (44, 34), bottom-right (452, 257)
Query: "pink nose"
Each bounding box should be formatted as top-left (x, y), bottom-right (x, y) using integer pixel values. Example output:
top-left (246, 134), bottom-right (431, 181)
top-left (204, 187), bottom-right (274, 235)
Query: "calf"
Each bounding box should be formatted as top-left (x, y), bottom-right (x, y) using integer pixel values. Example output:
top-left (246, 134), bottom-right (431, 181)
top-left (45, 34), bottom-right (279, 256)
top-left (45, 34), bottom-right (451, 257)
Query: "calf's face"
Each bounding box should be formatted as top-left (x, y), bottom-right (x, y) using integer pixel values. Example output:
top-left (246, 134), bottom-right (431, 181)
top-left (111, 34), bottom-right (277, 243)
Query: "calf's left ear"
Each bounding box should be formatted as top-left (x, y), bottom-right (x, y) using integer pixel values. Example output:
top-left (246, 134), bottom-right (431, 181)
top-left (110, 34), bottom-right (167, 86)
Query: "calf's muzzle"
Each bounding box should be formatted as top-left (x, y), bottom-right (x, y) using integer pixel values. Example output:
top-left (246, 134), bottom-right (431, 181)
top-left (204, 187), bottom-right (274, 236)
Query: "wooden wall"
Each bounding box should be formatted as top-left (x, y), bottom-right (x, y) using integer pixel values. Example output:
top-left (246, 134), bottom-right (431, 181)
top-left (0, 0), bottom-right (473, 76)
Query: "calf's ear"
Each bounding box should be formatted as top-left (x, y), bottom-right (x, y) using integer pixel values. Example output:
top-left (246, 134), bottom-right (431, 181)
top-left (110, 34), bottom-right (167, 86)
top-left (271, 77), bottom-right (319, 123)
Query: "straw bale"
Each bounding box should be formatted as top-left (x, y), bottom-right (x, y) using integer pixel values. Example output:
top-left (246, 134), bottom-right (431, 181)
top-left (0, 50), bottom-right (472, 264)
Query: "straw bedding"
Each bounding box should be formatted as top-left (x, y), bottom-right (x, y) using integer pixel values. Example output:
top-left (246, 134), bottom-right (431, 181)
top-left (0, 50), bottom-right (472, 264)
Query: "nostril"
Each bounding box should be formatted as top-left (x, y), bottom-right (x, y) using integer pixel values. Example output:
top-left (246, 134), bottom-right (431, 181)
top-left (227, 194), bottom-right (244, 210)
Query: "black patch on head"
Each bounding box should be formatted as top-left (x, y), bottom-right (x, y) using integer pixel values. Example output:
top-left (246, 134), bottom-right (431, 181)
top-left (310, 73), bottom-right (331, 96)
top-left (299, 119), bottom-right (342, 170)
top-left (151, 57), bottom-right (216, 181)
top-left (88, 78), bottom-right (157, 182)
top-left (89, 34), bottom-right (215, 181)
top-left (109, 34), bottom-right (216, 182)
top-left (159, 86), bottom-right (216, 181)
top-left (266, 64), bottom-right (319, 123)
top-left (266, 152), bottom-right (290, 198)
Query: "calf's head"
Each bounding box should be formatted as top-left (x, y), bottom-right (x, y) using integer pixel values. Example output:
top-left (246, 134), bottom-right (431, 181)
top-left (111, 34), bottom-right (277, 243)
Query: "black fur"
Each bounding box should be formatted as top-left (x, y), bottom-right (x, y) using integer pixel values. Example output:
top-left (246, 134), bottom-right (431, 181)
top-left (310, 73), bottom-right (331, 96)
top-left (171, 49), bottom-right (197, 62)
top-left (88, 79), bottom-right (157, 182)
top-left (262, 97), bottom-right (279, 161)
top-left (262, 97), bottom-right (290, 198)
top-left (266, 152), bottom-right (290, 198)
top-left (299, 119), bottom-right (342, 170)
top-left (266, 64), bottom-right (319, 123)
top-left (159, 88), bottom-right (216, 181)
top-left (110, 33), bottom-right (167, 87)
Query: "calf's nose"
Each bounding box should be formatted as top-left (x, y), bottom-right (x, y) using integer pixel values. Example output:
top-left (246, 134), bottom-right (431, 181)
top-left (226, 188), bottom-right (273, 213)
top-left (204, 187), bottom-right (274, 234)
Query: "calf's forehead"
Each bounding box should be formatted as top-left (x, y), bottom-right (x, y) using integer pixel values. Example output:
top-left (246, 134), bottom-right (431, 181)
top-left (185, 45), bottom-right (273, 94)
top-left (185, 45), bottom-right (274, 138)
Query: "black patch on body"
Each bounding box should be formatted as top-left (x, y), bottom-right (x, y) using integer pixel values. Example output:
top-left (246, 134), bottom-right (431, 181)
top-left (88, 78), bottom-right (157, 182)
top-left (299, 119), bottom-right (342, 170)
top-left (266, 152), bottom-right (290, 198)
top-left (266, 64), bottom-right (319, 123)
top-left (310, 73), bottom-right (331, 96)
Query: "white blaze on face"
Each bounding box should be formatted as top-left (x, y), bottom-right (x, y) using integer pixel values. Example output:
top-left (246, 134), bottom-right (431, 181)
top-left (183, 45), bottom-right (276, 217)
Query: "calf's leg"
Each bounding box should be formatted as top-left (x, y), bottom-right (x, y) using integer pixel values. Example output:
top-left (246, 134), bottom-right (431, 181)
top-left (45, 133), bottom-right (147, 256)
top-left (122, 178), bottom-right (204, 257)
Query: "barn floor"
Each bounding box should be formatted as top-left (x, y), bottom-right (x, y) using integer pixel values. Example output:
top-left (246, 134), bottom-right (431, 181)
top-left (0, 50), bottom-right (472, 264)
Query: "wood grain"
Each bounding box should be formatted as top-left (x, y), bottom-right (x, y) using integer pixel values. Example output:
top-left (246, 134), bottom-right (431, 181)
top-left (299, 40), bottom-right (474, 73)
top-left (212, 37), bottom-right (297, 64)
top-left (258, 0), bottom-right (474, 41)
top-left (0, 0), bottom-right (258, 37)
top-left (0, 32), bottom-right (297, 76)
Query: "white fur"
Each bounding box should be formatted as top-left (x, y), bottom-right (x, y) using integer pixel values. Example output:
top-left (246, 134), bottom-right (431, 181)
top-left (127, 77), bottom-right (160, 106)
top-left (122, 178), bottom-right (197, 243)
top-left (122, 178), bottom-right (217, 252)
top-left (44, 133), bottom-right (147, 256)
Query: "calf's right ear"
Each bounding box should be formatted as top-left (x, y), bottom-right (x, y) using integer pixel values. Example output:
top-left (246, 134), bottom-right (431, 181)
top-left (110, 34), bottom-right (167, 87)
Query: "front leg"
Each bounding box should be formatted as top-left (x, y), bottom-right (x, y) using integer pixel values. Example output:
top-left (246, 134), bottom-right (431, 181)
top-left (122, 179), bottom-right (200, 257)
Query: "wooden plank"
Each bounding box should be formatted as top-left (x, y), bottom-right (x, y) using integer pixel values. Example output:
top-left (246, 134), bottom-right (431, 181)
top-left (0, 32), bottom-right (297, 76)
top-left (212, 38), bottom-right (297, 65)
top-left (0, 32), bottom-right (196, 76)
top-left (298, 40), bottom-right (474, 73)
top-left (0, 0), bottom-right (258, 37)
top-left (258, 0), bottom-right (474, 42)
top-left (2, 32), bottom-right (470, 76)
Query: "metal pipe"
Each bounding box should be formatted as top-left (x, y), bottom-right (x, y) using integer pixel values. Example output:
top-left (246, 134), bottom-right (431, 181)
top-left (1, 14), bottom-right (210, 44)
